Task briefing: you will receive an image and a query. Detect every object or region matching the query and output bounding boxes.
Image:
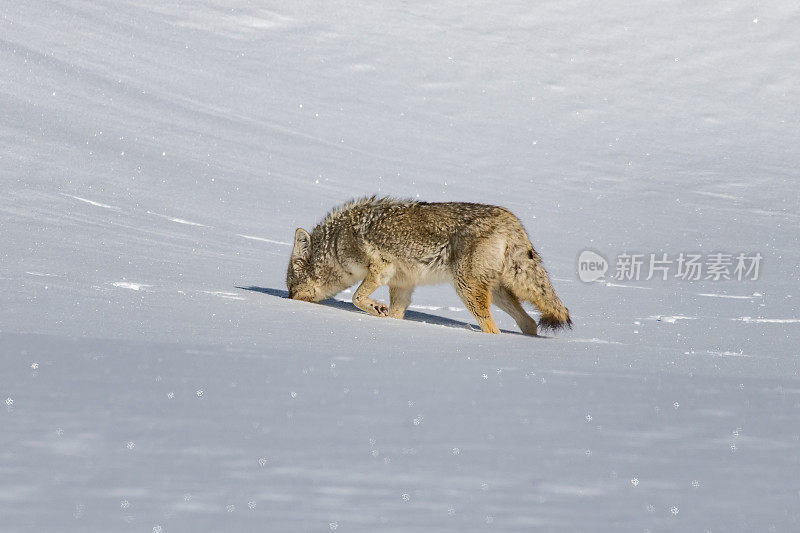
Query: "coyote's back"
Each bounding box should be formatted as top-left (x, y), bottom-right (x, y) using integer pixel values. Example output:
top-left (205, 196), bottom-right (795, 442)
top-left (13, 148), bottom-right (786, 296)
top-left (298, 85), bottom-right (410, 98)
top-left (287, 197), bottom-right (571, 336)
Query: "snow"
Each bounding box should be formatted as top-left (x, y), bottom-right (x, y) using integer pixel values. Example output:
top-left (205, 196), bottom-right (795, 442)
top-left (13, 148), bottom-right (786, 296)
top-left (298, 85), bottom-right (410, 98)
top-left (2, 0), bottom-right (799, 531)
top-left (112, 281), bottom-right (151, 291)
top-left (63, 194), bottom-right (122, 211)
top-left (735, 317), bottom-right (800, 324)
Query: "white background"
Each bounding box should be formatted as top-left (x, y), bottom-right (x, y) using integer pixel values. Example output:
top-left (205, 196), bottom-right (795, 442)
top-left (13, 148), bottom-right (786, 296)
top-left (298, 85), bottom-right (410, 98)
top-left (2, 1), bottom-right (799, 531)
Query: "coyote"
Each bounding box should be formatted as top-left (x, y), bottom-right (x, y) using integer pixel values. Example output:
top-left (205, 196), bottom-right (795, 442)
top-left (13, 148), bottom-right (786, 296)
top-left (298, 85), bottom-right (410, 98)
top-left (286, 197), bottom-right (571, 335)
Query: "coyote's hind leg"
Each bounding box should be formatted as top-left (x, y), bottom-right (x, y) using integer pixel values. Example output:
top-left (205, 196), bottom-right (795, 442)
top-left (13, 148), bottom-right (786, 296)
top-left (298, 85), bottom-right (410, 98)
top-left (493, 286), bottom-right (538, 336)
top-left (454, 277), bottom-right (500, 334)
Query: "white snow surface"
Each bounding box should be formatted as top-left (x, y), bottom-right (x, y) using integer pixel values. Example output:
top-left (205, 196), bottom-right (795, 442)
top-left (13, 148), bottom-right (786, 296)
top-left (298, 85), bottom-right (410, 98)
top-left (2, 1), bottom-right (800, 531)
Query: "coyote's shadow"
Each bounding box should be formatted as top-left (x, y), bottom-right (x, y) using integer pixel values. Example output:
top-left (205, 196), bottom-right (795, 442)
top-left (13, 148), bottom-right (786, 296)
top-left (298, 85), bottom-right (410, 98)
top-left (237, 286), bottom-right (524, 335)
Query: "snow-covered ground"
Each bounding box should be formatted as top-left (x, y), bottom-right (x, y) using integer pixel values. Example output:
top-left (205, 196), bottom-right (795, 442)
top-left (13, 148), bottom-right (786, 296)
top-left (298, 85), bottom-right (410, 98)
top-left (2, 1), bottom-right (799, 531)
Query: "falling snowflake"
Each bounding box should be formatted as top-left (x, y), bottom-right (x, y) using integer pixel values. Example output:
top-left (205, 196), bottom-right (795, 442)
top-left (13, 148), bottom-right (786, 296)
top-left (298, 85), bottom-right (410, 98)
top-left (480, 482), bottom-right (489, 491)
top-left (482, 373), bottom-right (488, 380)
top-left (585, 449), bottom-right (592, 457)
top-left (120, 499), bottom-right (130, 509)
top-left (673, 402), bottom-right (680, 409)
top-left (670, 506), bottom-right (679, 515)
top-left (448, 508), bottom-right (456, 516)
top-left (730, 443), bottom-right (737, 452)
top-left (73, 504), bottom-right (85, 519)
top-left (401, 493), bottom-right (410, 502)
top-left (290, 391), bottom-right (297, 399)
top-left (226, 504), bottom-right (235, 512)
top-left (153, 526), bottom-right (163, 533)
top-left (691, 480), bottom-right (700, 488)
top-left (452, 447), bottom-right (460, 455)
top-left (329, 522), bottom-right (338, 530)
top-left (56, 428), bottom-right (64, 436)
top-left (31, 362), bottom-right (39, 369)
top-left (585, 414), bottom-right (593, 422)
top-left (195, 389), bottom-right (204, 398)
top-left (413, 417), bottom-right (422, 426)
top-left (126, 441), bottom-right (135, 450)
top-left (485, 515), bottom-right (494, 524)
top-left (631, 477), bottom-right (639, 487)
top-left (371, 449), bottom-right (379, 457)
top-left (167, 392), bottom-right (174, 399)
top-left (646, 504), bottom-right (656, 513)
top-left (258, 457), bottom-right (267, 467)
top-left (183, 493), bottom-right (192, 502)
top-left (248, 500), bottom-right (257, 509)
top-left (4, 397), bottom-right (12, 406)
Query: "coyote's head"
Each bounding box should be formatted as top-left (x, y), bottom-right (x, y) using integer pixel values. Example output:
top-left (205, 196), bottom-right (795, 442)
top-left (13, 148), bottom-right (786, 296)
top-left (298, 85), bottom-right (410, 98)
top-left (286, 228), bottom-right (322, 302)
top-left (287, 227), bottom-right (346, 303)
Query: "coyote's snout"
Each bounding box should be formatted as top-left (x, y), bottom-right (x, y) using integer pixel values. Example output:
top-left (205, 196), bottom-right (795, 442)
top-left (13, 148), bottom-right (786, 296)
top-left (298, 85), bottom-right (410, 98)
top-left (286, 197), bottom-right (571, 335)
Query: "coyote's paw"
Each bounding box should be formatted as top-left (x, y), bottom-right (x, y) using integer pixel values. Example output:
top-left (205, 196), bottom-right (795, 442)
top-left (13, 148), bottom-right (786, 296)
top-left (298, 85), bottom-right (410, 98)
top-left (368, 301), bottom-right (389, 317)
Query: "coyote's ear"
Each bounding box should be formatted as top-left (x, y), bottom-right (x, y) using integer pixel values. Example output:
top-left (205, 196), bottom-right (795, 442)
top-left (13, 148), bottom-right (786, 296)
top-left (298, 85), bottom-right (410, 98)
top-left (292, 228), bottom-right (311, 260)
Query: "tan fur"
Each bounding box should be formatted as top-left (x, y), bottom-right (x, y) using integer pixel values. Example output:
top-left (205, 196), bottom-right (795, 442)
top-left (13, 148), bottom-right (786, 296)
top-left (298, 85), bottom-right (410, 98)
top-left (286, 197), bottom-right (571, 335)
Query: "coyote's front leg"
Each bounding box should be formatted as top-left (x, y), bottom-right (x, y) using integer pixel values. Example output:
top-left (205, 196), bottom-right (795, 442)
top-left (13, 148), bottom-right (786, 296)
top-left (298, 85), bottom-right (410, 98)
top-left (388, 285), bottom-right (414, 319)
top-left (353, 260), bottom-right (394, 317)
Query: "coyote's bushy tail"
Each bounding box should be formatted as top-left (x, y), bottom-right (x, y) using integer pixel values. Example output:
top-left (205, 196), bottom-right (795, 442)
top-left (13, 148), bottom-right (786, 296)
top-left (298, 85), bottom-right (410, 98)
top-left (502, 242), bottom-right (572, 332)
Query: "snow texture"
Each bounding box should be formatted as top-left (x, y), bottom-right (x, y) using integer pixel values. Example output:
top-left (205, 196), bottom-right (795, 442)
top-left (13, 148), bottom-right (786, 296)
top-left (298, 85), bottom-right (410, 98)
top-left (2, 1), bottom-right (799, 531)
